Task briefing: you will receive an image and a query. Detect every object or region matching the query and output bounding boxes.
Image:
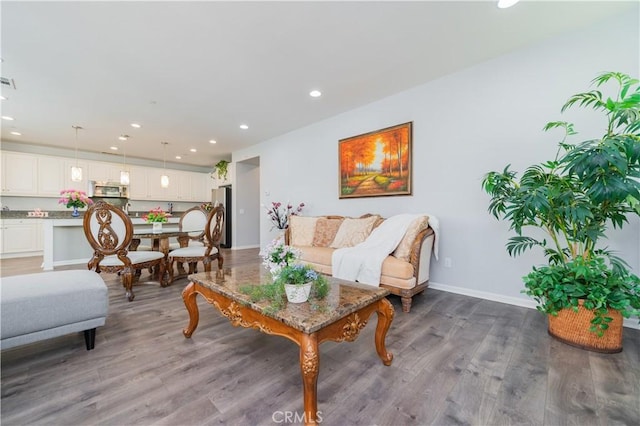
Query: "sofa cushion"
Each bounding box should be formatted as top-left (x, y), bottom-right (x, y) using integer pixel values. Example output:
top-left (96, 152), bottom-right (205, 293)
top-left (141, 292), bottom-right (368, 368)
top-left (330, 215), bottom-right (380, 248)
top-left (289, 216), bottom-right (318, 246)
top-left (312, 217), bottom-right (344, 247)
top-left (393, 215), bottom-right (429, 262)
top-left (298, 246), bottom-right (334, 267)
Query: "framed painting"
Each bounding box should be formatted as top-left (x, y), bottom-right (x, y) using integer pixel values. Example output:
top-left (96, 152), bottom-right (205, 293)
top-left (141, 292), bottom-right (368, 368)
top-left (338, 122), bottom-right (412, 199)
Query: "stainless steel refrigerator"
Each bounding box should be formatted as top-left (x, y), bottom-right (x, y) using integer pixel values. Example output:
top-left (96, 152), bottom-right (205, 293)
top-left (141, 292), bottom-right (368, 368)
top-left (212, 187), bottom-right (231, 248)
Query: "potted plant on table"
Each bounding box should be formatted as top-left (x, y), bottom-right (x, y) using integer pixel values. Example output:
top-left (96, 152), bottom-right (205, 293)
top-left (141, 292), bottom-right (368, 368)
top-left (241, 238), bottom-right (328, 312)
top-left (482, 71), bottom-right (640, 353)
top-left (142, 207), bottom-right (170, 232)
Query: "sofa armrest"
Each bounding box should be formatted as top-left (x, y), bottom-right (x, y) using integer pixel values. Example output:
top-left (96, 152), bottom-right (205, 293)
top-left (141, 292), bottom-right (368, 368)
top-left (410, 227), bottom-right (435, 285)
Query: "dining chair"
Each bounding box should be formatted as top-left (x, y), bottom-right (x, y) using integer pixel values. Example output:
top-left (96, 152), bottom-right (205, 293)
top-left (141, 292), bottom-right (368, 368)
top-left (83, 200), bottom-right (167, 301)
top-left (167, 204), bottom-right (224, 283)
top-left (168, 205), bottom-right (208, 250)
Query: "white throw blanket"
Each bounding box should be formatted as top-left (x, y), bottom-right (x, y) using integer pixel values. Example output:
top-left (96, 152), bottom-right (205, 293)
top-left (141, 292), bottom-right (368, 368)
top-left (332, 214), bottom-right (422, 286)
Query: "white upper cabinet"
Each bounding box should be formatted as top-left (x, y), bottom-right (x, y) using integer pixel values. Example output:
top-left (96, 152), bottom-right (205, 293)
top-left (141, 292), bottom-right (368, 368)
top-left (1, 151), bottom-right (211, 201)
top-left (87, 161), bottom-right (123, 182)
top-left (128, 166), bottom-right (149, 200)
top-left (37, 156), bottom-right (65, 196)
top-left (1, 152), bottom-right (38, 195)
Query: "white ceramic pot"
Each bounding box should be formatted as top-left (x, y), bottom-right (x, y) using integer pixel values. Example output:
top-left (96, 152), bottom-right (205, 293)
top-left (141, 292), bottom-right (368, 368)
top-left (284, 282), bottom-right (312, 303)
top-left (152, 222), bottom-right (163, 233)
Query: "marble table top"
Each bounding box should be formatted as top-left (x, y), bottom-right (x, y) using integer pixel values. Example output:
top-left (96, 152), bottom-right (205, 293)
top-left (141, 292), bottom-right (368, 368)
top-left (188, 264), bottom-right (390, 334)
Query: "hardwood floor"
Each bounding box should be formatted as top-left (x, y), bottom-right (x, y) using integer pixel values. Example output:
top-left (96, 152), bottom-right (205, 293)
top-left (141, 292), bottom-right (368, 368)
top-left (1, 251), bottom-right (639, 425)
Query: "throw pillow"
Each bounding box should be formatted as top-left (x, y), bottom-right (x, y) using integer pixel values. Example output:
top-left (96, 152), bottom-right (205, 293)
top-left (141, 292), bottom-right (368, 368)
top-left (289, 216), bottom-right (318, 246)
top-left (312, 217), bottom-right (344, 247)
top-left (330, 215), bottom-right (380, 248)
top-left (393, 215), bottom-right (430, 262)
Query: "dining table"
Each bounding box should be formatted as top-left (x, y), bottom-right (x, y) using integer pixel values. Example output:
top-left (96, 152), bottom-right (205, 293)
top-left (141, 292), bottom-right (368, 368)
top-left (130, 226), bottom-right (191, 279)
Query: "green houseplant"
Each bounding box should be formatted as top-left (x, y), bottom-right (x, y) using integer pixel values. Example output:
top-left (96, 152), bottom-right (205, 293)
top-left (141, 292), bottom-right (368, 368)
top-left (482, 71), bottom-right (640, 352)
top-left (213, 160), bottom-right (229, 181)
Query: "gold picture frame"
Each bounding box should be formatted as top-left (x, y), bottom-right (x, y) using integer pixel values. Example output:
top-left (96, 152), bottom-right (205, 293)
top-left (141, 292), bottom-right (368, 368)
top-left (338, 122), bottom-right (412, 199)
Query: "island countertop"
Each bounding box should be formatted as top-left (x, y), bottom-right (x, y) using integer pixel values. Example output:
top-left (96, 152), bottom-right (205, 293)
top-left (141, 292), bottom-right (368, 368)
top-left (41, 216), bottom-right (181, 270)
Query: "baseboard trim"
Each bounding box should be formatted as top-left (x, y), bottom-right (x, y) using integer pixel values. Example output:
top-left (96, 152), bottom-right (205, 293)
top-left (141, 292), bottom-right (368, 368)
top-left (428, 281), bottom-right (640, 331)
top-left (231, 244), bottom-right (260, 250)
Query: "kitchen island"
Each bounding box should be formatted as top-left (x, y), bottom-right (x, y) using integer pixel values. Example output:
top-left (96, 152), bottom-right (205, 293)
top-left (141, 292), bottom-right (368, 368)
top-left (42, 216), bottom-right (181, 270)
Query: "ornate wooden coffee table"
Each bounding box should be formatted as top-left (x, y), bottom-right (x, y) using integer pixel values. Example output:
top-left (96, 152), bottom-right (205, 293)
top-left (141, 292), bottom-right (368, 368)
top-left (182, 264), bottom-right (394, 426)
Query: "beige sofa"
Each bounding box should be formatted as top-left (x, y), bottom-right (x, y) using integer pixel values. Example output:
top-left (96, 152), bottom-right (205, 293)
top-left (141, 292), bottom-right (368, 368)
top-left (284, 214), bottom-right (435, 313)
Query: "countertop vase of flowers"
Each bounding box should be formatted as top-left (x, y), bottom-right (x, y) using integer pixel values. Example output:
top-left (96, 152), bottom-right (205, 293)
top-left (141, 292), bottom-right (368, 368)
top-left (58, 189), bottom-right (93, 217)
top-left (142, 207), bottom-right (170, 233)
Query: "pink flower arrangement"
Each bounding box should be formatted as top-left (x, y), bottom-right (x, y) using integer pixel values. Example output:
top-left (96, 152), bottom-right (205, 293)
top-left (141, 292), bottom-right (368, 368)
top-left (265, 201), bottom-right (304, 230)
top-left (58, 189), bottom-right (93, 209)
top-left (142, 207), bottom-right (171, 223)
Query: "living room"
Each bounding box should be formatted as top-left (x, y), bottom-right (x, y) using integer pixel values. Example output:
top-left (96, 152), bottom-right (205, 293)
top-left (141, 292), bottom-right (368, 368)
top-left (1, 1), bottom-right (639, 425)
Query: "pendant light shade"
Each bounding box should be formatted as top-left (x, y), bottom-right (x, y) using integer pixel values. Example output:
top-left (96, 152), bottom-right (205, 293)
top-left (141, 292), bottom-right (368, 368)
top-left (71, 125), bottom-right (83, 182)
top-left (120, 170), bottom-right (130, 185)
top-left (120, 135), bottom-right (130, 185)
top-left (161, 142), bottom-right (169, 188)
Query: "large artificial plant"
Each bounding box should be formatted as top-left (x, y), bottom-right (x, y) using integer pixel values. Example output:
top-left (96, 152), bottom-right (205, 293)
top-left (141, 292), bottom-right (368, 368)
top-left (482, 72), bottom-right (640, 335)
top-left (213, 160), bottom-right (229, 181)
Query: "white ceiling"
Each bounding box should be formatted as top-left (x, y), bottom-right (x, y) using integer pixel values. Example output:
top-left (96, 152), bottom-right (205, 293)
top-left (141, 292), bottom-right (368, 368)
top-left (1, 1), bottom-right (635, 168)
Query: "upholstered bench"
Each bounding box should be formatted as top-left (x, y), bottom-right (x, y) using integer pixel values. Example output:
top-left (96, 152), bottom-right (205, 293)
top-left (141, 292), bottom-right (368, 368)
top-left (1, 270), bottom-right (109, 351)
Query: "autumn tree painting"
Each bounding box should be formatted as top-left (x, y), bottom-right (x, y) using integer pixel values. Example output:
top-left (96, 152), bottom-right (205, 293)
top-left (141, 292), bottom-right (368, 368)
top-left (339, 122), bottom-right (412, 198)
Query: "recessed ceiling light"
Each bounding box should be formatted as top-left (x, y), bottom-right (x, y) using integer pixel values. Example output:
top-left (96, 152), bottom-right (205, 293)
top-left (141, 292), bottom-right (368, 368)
top-left (110, 146), bottom-right (119, 151)
top-left (190, 148), bottom-right (197, 153)
top-left (239, 124), bottom-right (249, 130)
top-left (175, 155), bottom-right (182, 160)
top-left (1, 115), bottom-right (14, 121)
top-left (130, 123), bottom-right (141, 128)
top-left (118, 135), bottom-right (130, 141)
top-left (10, 131), bottom-right (21, 136)
top-left (209, 139), bottom-right (217, 144)
top-left (497, 0), bottom-right (520, 8)
top-left (309, 90), bottom-right (322, 98)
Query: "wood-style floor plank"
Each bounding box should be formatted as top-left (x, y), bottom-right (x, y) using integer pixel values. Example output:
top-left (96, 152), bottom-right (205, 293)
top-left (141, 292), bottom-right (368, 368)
top-left (2, 252), bottom-right (640, 426)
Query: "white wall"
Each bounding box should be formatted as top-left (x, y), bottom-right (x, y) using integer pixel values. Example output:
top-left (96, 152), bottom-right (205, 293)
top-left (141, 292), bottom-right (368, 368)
top-left (233, 159), bottom-right (261, 249)
top-left (233, 11), bottom-right (640, 305)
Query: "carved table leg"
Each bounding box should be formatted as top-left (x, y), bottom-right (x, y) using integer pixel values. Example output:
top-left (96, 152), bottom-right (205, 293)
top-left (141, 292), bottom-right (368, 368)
top-left (182, 282), bottom-right (200, 337)
top-left (300, 333), bottom-right (320, 426)
top-left (375, 298), bottom-right (394, 366)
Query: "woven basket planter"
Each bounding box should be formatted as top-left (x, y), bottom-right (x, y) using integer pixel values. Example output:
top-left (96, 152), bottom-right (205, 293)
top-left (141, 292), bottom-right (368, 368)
top-left (547, 301), bottom-right (623, 353)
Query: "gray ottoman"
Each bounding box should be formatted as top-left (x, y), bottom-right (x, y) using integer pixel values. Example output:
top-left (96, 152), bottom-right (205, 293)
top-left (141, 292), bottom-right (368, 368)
top-left (1, 270), bottom-right (108, 351)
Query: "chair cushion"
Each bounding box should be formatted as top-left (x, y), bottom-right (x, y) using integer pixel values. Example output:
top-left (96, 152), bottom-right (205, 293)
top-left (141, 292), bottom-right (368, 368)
top-left (170, 246), bottom-right (218, 258)
top-left (100, 251), bottom-right (164, 266)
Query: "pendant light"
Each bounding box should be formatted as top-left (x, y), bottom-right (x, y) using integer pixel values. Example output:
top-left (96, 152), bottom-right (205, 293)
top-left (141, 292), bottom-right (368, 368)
top-left (160, 142), bottom-right (169, 188)
top-left (71, 125), bottom-right (83, 182)
top-left (120, 135), bottom-right (130, 185)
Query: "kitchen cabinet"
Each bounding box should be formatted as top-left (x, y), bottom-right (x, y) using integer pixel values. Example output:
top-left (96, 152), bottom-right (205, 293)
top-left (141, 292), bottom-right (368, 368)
top-left (128, 166), bottom-right (149, 200)
top-left (87, 161), bottom-right (123, 182)
top-left (1, 152), bottom-right (38, 196)
top-left (0, 219), bottom-right (43, 258)
top-left (37, 156), bottom-right (65, 196)
top-left (175, 171), bottom-right (209, 202)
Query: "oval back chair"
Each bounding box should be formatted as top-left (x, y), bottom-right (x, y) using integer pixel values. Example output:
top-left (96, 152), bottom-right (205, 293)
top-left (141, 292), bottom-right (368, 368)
top-left (167, 204), bottom-right (224, 283)
top-left (83, 200), bottom-right (167, 301)
top-left (168, 206), bottom-right (208, 250)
